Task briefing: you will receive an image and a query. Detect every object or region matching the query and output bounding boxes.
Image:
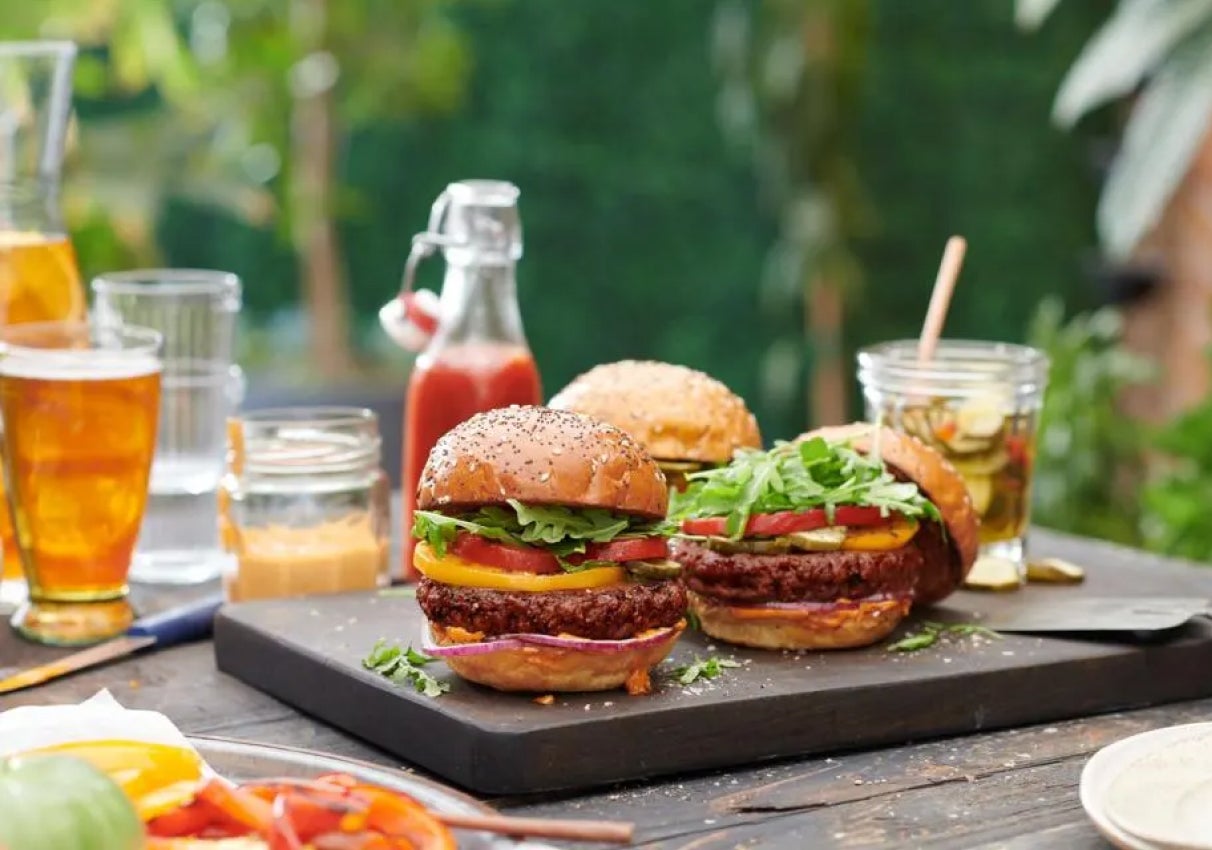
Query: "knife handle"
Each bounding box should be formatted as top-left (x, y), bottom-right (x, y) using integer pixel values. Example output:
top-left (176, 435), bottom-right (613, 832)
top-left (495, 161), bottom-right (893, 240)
top-left (127, 593), bottom-right (224, 646)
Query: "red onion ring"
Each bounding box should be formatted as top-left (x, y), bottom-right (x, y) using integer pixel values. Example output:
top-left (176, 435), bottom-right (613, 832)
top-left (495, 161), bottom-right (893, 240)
top-left (420, 623), bottom-right (680, 658)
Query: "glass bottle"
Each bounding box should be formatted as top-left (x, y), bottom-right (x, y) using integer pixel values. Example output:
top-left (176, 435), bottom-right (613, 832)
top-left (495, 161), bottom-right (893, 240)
top-left (391, 180), bottom-right (542, 579)
top-left (0, 41), bottom-right (85, 600)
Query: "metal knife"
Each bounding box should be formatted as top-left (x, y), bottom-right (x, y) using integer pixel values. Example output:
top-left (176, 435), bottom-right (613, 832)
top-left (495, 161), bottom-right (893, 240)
top-left (0, 593), bottom-right (224, 695)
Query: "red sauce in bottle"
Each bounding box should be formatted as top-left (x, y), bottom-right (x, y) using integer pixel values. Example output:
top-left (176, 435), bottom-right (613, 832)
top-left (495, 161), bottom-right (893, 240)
top-left (401, 342), bottom-right (542, 578)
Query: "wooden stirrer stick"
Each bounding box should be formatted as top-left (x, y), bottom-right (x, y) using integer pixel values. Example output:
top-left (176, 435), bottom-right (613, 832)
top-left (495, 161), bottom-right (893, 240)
top-left (917, 235), bottom-right (967, 362)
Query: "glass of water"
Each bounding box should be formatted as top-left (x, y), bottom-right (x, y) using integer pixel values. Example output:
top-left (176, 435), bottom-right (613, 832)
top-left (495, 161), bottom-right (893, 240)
top-left (92, 269), bottom-right (243, 584)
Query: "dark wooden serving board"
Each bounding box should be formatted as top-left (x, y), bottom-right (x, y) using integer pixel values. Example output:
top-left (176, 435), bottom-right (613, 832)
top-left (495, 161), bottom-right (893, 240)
top-left (214, 534), bottom-right (1212, 795)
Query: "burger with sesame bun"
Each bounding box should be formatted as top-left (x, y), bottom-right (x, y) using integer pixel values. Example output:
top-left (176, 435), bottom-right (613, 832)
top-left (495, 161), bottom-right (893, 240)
top-left (670, 424), bottom-right (979, 651)
top-left (412, 405), bottom-right (686, 694)
top-left (548, 360), bottom-right (762, 490)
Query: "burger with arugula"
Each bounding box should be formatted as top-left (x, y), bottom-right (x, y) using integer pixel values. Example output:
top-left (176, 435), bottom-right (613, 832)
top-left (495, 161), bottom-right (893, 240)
top-left (670, 424), bottom-right (979, 650)
top-left (412, 405), bottom-right (685, 694)
top-left (549, 360), bottom-right (762, 490)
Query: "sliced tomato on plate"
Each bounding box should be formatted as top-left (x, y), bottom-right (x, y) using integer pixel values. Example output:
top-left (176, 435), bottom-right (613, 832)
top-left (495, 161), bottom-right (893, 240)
top-left (681, 506), bottom-right (896, 538)
top-left (449, 533), bottom-right (562, 574)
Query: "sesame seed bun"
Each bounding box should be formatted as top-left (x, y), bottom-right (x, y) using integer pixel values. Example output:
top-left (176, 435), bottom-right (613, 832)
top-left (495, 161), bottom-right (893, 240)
top-left (417, 405), bottom-right (669, 518)
top-left (549, 360), bottom-right (761, 464)
top-left (803, 424), bottom-right (981, 605)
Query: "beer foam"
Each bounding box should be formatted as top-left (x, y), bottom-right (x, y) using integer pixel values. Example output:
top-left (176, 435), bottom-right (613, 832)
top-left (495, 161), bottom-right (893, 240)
top-left (0, 352), bottom-right (161, 381)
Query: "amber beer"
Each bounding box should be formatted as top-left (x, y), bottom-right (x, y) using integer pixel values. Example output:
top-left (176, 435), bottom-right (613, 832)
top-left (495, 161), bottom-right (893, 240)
top-left (0, 231), bottom-right (86, 582)
top-left (0, 321), bottom-right (161, 644)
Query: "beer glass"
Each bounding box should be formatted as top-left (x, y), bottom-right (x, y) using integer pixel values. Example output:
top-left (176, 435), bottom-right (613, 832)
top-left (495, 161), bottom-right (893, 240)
top-left (92, 269), bottom-right (243, 584)
top-left (0, 320), bottom-right (162, 645)
top-left (0, 41), bottom-right (86, 601)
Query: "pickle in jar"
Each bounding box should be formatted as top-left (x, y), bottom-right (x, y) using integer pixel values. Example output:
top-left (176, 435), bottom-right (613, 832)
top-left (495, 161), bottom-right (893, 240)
top-left (881, 395), bottom-right (1036, 545)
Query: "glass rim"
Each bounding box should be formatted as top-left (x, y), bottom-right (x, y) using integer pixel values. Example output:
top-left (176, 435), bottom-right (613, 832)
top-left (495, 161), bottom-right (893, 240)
top-left (0, 319), bottom-right (162, 355)
top-left (0, 41), bottom-right (77, 60)
top-left (92, 268), bottom-right (241, 298)
top-left (238, 406), bottom-right (379, 431)
top-left (857, 338), bottom-right (1048, 386)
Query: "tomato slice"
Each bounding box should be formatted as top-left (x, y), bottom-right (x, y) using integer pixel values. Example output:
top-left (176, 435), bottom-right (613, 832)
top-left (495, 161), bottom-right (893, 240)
top-left (681, 507), bottom-right (897, 538)
top-left (449, 533), bottom-right (562, 574)
top-left (580, 536), bottom-right (669, 563)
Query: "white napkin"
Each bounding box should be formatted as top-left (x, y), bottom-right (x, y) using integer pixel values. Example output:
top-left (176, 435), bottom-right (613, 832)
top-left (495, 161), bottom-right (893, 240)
top-left (0, 690), bottom-right (199, 760)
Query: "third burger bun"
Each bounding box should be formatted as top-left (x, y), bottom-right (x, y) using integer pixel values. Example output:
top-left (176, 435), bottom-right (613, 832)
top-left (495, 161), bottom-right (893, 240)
top-left (803, 423), bottom-right (980, 604)
top-left (549, 360), bottom-right (761, 465)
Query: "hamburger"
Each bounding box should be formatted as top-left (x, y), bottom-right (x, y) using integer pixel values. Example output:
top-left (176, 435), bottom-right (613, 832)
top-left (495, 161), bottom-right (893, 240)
top-left (411, 405), bottom-right (686, 694)
top-left (548, 360), bottom-right (762, 489)
top-left (670, 423), bottom-right (979, 651)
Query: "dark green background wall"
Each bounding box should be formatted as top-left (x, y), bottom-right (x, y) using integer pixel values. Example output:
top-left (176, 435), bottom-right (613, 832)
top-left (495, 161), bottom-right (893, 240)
top-left (150, 0), bottom-right (1101, 441)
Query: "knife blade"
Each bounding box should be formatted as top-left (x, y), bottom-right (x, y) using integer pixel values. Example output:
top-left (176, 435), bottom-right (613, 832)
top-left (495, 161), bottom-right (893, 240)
top-left (0, 593), bottom-right (224, 695)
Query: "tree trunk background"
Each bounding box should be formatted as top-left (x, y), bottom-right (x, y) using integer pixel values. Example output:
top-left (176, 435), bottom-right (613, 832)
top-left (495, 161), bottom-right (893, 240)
top-left (1121, 129), bottom-right (1212, 423)
top-left (292, 0), bottom-right (355, 378)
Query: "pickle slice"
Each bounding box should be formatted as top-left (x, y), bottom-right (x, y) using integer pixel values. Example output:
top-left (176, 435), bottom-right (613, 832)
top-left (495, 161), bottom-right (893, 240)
top-left (657, 459), bottom-right (706, 473)
top-left (786, 527), bottom-right (847, 551)
top-left (626, 559), bottom-right (683, 580)
top-left (962, 555), bottom-right (1023, 592)
top-left (705, 537), bottom-right (792, 555)
top-left (949, 448), bottom-right (1010, 477)
top-left (963, 473), bottom-right (994, 515)
top-left (1025, 557), bottom-right (1085, 584)
top-left (956, 401), bottom-right (1005, 440)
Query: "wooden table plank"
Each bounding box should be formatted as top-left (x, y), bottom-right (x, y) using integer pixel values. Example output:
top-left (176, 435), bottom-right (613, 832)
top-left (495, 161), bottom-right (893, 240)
top-left (1, 526), bottom-right (1210, 848)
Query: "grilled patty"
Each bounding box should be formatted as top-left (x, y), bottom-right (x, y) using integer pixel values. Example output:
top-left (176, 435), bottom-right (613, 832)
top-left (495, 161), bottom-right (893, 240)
top-left (417, 578), bottom-right (687, 641)
top-left (672, 520), bottom-right (949, 604)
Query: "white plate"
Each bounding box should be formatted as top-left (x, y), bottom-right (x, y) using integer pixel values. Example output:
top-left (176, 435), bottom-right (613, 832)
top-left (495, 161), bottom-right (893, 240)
top-left (1081, 722), bottom-right (1212, 850)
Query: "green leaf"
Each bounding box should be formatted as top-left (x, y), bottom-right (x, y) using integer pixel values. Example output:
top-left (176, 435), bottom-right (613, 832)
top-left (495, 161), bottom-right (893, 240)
top-left (673, 656), bottom-right (742, 685)
top-left (887, 632), bottom-right (937, 652)
top-left (672, 437), bottom-right (939, 539)
top-left (1053, 0), bottom-right (1212, 128)
top-left (1099, 24), bottom-right (1212, 260)
top-left (363, 641), bottom-right (448, 697)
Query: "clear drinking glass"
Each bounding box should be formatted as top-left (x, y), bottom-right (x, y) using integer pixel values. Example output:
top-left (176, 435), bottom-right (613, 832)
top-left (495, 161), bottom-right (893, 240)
top-left (0, 320), bottom-right (162, 645)
top-left (0, 41), bottom-right (86, 605)
top-left (857, 340), bottom-right (1050, 575)
top-left (91, 269), bottom-right (243, 585)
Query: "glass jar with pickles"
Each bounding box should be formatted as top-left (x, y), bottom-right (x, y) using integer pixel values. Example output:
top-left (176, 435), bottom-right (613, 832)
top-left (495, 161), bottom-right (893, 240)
top-left (857, 340), bottom-right (1049, 575)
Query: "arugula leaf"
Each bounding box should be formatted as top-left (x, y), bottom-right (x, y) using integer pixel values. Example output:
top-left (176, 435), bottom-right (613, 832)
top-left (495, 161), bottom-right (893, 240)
top-left (412, 500), bottom-right (671, 570)
top-left (363, 640), bottom-right (449, 697)
top-left (673, 656), bottom-right (742, 685)
top-left (887, 622), bottom-right (1001, 653)
top-left (670, 435), bottom-right (941, 540)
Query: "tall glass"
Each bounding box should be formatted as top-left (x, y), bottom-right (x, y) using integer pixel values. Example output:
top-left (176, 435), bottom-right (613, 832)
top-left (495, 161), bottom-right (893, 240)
top-left (857, 340), bottom-right (1049, 575)
top-left (92, 269), bottom-right (243, 584)
top-left (0, 41), bottom-right (86, 600)
top-left (0, 321), bottom-right (162, 645)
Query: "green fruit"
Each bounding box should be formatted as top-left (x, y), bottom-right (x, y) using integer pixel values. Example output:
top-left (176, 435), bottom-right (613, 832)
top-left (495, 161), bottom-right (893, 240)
top-left (0, 754), bottom-right (144, 850)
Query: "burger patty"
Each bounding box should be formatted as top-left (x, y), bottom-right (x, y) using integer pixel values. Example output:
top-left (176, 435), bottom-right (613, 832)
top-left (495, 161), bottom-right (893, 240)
top-left (673, 520), bottom-right (949, 604)
top-left (416, 578), bottom-right (688, 641)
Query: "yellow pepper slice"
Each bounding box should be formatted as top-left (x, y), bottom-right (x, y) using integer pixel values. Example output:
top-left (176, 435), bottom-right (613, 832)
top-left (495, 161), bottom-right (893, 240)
top-left (413, 542), bottom-right (626, 591)
top-left (841, 518), bottom-right (920, 551)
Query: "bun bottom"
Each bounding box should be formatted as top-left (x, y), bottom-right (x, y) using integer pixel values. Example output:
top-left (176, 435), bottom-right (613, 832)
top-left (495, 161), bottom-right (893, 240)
top-left (430, 621), bottom-right (685, 694)
top-left (688, 592), bottom-right (910, 650)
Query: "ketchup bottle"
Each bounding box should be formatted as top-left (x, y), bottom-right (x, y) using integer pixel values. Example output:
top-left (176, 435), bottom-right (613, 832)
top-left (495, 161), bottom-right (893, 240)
top-left (383, 180), bottom-right (542, 580)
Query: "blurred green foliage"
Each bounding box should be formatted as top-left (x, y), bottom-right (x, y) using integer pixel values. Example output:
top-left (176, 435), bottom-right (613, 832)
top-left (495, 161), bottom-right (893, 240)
top-left (1028, 298), bottom-right (1152, 545)
top-left (1143, 390), bottom-right (1212, 560)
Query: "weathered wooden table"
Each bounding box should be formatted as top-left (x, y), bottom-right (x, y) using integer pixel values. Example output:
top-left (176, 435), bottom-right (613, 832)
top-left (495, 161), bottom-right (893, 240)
top-left (2, 528), bottom-right (1209, 849)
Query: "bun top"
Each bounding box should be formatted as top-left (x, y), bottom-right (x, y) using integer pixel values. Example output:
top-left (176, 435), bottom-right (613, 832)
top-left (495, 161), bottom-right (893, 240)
top-left (803, 423), bottom-right (981, 605)
top-left (549, 360), bottom-right (761, 464)
top-left (418, 405), bottom-right (669, 518)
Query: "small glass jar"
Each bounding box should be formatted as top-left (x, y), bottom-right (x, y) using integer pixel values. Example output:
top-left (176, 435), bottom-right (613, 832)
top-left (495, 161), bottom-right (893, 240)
top-left (857, 340), bottom-right (1050, 575)
top-left (219, 407), bottom-right (390, 602)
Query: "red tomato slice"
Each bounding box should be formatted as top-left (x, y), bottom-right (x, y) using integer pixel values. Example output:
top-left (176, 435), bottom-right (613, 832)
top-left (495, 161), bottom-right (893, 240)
top-left (682, 507), bottom-right (896, 538)
top-left (449, 533), bottom-right (562, 574)
top-left (581, 536), bottom-right (669, 563)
